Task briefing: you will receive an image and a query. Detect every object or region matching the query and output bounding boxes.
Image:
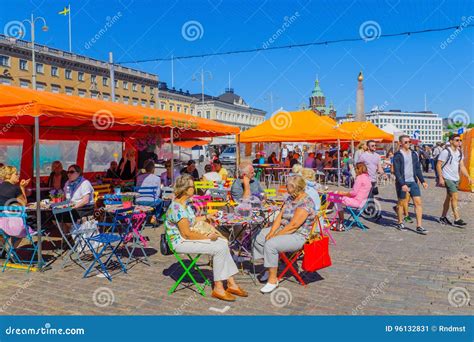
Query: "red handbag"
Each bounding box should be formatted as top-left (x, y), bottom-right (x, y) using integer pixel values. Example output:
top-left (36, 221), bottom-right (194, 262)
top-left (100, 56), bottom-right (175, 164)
top-left (302, 220), bottom-right (332, 272)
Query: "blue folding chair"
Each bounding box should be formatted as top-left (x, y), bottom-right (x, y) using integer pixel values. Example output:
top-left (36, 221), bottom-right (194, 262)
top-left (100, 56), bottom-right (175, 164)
top-left (0, 206), bottom-right (39, 272)
top-left (83, 207), bottom-right (133, 281)
top-left (52, 202), bottom-right (96, 269)
top-left (103, 194), bottom-right (122, 205)
top-left (134, 186), bottom-right (164, 223)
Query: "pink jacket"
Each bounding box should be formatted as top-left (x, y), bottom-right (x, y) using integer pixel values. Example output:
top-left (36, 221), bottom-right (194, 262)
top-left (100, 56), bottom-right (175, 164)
top-left (342, 173), bottom-right (372, 208)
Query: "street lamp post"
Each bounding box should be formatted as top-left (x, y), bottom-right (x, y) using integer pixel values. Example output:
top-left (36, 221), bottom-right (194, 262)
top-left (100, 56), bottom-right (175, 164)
top-left (22, 14), bottom-right (48, 269)
top-left (192, 68), bottom-right (212, 116)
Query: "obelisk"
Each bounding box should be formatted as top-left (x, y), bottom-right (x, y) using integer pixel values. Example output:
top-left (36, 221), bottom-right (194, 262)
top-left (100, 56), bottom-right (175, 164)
top-left (355, 71), bottom-right (365, 121)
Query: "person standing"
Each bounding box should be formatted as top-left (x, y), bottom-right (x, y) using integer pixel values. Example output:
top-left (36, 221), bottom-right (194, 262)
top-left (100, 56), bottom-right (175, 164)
top-left (393, 135), bottom-right (428, 234)
top-left (281, 145), bottom-right (289, 163)
top-left (358, 140), bottom-right (384, 220)
top-left (437, 134), bottom-right (472, 227)
top-left (354, 141), bottom-right (367, 163)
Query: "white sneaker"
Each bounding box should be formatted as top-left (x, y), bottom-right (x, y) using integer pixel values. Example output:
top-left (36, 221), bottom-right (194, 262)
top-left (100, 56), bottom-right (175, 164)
top-left (260, 282), bottom-right (279, 294)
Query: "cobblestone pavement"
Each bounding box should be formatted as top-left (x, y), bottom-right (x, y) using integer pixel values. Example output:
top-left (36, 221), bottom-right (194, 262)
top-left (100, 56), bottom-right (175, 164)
top-left (0, 174), bottom-right (472, 316)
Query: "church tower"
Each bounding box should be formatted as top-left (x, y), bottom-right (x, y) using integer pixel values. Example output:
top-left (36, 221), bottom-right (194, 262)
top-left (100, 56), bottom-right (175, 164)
top-left (309, 78), bottom-right (326, 111)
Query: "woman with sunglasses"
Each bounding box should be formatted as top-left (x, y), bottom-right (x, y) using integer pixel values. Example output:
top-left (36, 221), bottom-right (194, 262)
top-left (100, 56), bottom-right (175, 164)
top-left (62, 165), bottom-right (95, 229)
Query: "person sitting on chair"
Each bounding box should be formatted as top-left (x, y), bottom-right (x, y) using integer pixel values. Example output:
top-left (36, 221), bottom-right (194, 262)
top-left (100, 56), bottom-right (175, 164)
top-left (105, 161), bottom-right (120, 179)
top-left (213, 159), bottom-right (228, 181)
top-left (253, 175), bottom-right (316, 294)
top-left (165, 175), bottom-right (247, 302)
top-left (61, 165), bottom-right (95, 232)
top-left (136, 160), bottom-right (161, 199)
top-left (118, 149), bottom-right (138, 181)
top-left (202, 164), bottom-right (222, 183)
top-left (47, 161), bottom-right (68, 191)
top-left (230, 161), bottom-right (263, 201)
top-left (180, 160), bottom-right (200, 180)
top-left (329, 162), bottom-right (372, 231)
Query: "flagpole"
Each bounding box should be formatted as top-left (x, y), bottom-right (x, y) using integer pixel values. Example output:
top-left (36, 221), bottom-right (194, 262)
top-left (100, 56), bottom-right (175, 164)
top-left (68, 4), bottom-right (72, 52)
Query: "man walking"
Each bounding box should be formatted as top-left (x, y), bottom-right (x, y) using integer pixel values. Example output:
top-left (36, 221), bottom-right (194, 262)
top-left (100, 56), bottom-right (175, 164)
top-left (432, 142), bottom-right (443, 184)
top-left (358, 140), bottom-right (384, 220)
top-left (393, 135), bottom-right (428, 234)
top-left (437, 134), bottom-right (472, 227)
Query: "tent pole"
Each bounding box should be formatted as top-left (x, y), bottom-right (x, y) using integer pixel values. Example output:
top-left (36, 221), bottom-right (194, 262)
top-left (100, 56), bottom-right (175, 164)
top-left (337, 139), bottom-right (341, 187)
top-left (34, 116), bottom-right (43, 269)
top-left (170, 128), bottom-right (175, 185)
top-left (236, 134), bottom-right (240, 176)
top-left (351, 140), bottom-right (355, 156)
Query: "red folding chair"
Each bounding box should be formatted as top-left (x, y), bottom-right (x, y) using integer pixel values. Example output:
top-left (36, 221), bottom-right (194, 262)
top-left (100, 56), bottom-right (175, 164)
top-left (277, 217), bottom-right (323, 286)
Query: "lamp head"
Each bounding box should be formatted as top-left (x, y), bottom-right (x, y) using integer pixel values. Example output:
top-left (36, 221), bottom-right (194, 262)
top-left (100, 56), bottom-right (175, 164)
top-left (41, 25), bottom-right (48, 32)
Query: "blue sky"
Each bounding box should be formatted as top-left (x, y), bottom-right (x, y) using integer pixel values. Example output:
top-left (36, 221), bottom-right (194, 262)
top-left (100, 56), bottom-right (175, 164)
top-left (1, 0), bottom-right (473, 119)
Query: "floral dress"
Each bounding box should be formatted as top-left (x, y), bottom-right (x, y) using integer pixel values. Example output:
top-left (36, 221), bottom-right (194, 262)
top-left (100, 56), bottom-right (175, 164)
top-left (164, 201), bottom-right (196, 248)
top-left (277, 195), bottom-right (316, 239)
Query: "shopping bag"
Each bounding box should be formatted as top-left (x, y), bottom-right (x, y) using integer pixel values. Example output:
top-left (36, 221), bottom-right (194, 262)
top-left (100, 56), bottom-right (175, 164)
top-left (302, 235), bottom-right (332, 272)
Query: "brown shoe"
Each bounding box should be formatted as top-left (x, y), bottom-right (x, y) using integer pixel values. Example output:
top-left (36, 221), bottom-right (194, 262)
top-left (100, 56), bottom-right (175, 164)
top-left (226, 286), bottom-right (248, 297)
top-left (211, 290), bottom-right (236, 302)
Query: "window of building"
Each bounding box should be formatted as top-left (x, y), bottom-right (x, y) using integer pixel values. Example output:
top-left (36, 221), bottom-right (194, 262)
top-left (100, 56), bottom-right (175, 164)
top-left (150, 86), bottom-right (154, 94)
top-left (141, 99), bottom-right (147, 107)
top-left (169, 104), bottom-right (174, 111)
top-left (103, 93), bottom-right (110, 101)
top-left (141, 85), bottom-right (146, 93)
top-left (160, 103), bottom-right (165, 110)
top-left (132, 83), bottom-right (137, 92)
top-left (123, 96), bottom-right (129, 105)
top-left (91, 75), bottom-right (96, 84)
top-left (0, 78), bottom-right (12, 85)
top-left (177, 105), bottom-right (181, 112)
top-left (36, 63), bottom-right (44, 74)
top-left (51, 66), bottom-right (58, 77)
top-left (51, 84), bottom-right (60, 93)
top-left (123, 81), bottom-right (129, 90)
top-left (78, 72), bottom-right (84, 81)
top-left (19, 59), bottom-right (28, 70)
top-left (114, 80), bottom-right (118, 88)
top-left (65, 69), bottom-right (72, 79)
top-left (20, 79), bottom-right (29, 88)
top-left (150, 101), bottom-right (155, 108)
top-left (184, 107), bottom-right (188, 114)
top-left (206, 111), bottom-right (211, 119)
top-left (132, 98), bottom-right (138, 106)
top-left (91, 91), bottom-right (99, 99)
top-left (114, 95), bottom-right (120, 102)
top-left (65, 87), bottom-right (74, 95)
top-left (35, 82), bottom-right (46, 91)
top-left (84, 141), bottom-right (122, 172)
top-left (190, 108), bottom-right (194, 115)
top-left (78, 89), bottom-right (86, 97)
top-left (0, 55), bottom-right (10, 67)
top-left (103, 77), bottom-right (109, 86)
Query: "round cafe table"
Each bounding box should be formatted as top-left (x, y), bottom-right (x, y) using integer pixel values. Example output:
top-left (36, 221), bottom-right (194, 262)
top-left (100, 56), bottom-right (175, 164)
top-left (104, 204), bottom-right (154, 214)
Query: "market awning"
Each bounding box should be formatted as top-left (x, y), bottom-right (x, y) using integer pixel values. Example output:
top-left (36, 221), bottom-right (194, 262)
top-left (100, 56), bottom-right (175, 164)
top-left (0, 85), bottom-right (239, 138)
top-left (239, 110), bottom-right (353, 143)
top-left (338, 121), bottom-right (394, 142)
top-left (174, 139), bottom-right (211, 148)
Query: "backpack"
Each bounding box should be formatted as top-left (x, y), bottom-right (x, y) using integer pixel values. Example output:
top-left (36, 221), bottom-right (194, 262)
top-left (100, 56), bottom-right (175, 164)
top-left (441, 147), bottom-right (462, 169)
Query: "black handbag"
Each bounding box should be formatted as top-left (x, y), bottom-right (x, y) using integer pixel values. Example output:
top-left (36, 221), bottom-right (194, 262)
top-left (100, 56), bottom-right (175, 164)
top-left (160, 234), bottom-right (172, 255)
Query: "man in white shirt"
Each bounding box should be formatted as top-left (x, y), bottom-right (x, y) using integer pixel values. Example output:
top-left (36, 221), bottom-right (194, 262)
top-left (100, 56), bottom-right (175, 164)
top-left (437, 134), bottom-right (472, 227)
top-left (136, 160), bottom-right (161, 202)
top-left (281, 145), bottom-right (289, 162)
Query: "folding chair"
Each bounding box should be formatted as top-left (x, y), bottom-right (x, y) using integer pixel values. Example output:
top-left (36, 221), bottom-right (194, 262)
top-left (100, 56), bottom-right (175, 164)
top-left (209, 188), bottom-right (228, 202)
top-left (278, 218), bottom-right (324, 286)
top-left (264, 188), bottom-right (276, 198)
top-left (165, 232), bottom-right (210, 296)
top-left (345, 201), bottom-right (370, 231)
top-left (93, 184), bottom-right (111, 202)
top-left (123, 212), bottom-right (150, 267)
top-left (193, 181), bottom-right (215, 194)
top-left (134, 186), bottom-right (164, 223)
top-left (52, 202), bottom-right (95, 269)
top-left (83, 208), bottom-right (132, 281)
top-left (0, 206), bottom-right (39, 273)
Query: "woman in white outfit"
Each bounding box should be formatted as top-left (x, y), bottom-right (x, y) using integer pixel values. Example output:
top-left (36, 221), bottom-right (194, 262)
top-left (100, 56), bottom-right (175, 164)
top-left (165, 175), bottom-right (247, 302)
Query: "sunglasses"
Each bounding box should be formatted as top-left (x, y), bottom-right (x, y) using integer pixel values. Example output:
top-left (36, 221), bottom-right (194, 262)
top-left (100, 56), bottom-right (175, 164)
top-left (403, 140), bottom-right (411, 144)
top-left (453, 139), bottom-right (462, 142)
top-left (369, 145), bottom-right (376, 148)
top-left (67, 170), bottom-right (77, 174)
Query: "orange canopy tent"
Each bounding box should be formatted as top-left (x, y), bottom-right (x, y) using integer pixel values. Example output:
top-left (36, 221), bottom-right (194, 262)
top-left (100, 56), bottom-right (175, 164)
top-left (459, 128), bottom-right (473, 192)
top-left (174, 139), bottom-right (211, 148)
top-left (338, 121), bottom-right (394, 142)
top-left (239, 110), bottom-right (353, 143)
